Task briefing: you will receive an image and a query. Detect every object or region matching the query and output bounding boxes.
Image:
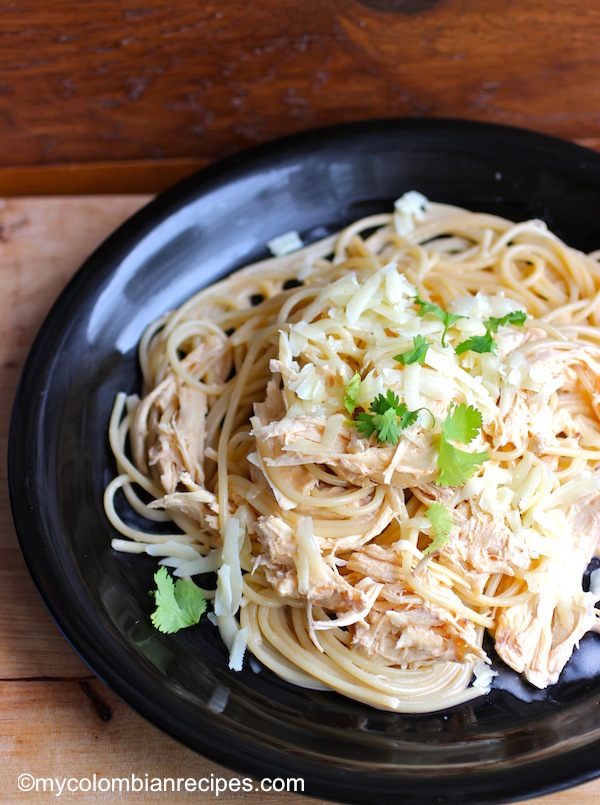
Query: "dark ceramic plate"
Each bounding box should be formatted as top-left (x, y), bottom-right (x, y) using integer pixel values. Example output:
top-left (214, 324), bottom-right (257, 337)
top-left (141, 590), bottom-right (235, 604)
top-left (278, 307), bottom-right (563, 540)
top-left (9, 119), bottom-right (600, 805)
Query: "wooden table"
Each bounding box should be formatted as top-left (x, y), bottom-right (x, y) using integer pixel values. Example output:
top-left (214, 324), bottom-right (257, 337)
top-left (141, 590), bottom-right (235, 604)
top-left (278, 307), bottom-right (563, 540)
top-left (1, 192), bottom-right (600, 804)
top-left (1, 0), bottom-right (600, 177)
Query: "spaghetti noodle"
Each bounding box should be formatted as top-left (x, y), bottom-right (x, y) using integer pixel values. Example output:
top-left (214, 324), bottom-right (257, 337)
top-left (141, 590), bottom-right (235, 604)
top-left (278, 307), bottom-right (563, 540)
top-left (105, 193), bottom-right (600, 712)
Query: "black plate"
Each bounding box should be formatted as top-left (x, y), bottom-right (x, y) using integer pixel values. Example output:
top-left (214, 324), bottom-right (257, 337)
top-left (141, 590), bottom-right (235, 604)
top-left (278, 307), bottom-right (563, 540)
top-left (9, 119), bottom-right (600, 805)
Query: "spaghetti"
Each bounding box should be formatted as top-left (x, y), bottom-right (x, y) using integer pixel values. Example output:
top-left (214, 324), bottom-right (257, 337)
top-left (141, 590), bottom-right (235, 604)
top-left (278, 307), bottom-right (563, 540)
top-left (105, 193), bottom-right (600, 712)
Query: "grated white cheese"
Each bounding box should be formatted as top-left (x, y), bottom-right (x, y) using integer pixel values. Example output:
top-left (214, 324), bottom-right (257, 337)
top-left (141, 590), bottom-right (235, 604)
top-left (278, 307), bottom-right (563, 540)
top-left (212, 510), bottom-right (249, 676)
top-left (289, 363), bottom-right (326, 402)
top-left (267, 230), bottom-right (303, 256)
top-left (173, 550), bottom-right (222, 577)
top-left (346, 262), bottom-right (397, 324)
top-left (294, 516), bottom-right (329, 595)
top-left (472, 661), bottom-right (498, 690)
top-left (228, 626), bottom-right (248, 671)
top-left (393, 190), bottom-right (428, 236)
top-left (214, 517), bottom-right (244, 617)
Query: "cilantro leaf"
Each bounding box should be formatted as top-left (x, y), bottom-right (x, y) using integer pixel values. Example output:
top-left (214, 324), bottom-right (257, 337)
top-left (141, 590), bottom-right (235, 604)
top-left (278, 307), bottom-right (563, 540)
top-left (397, 406), bottom-right (420, 430)
top-left (356, 411), bottom-right (378, 439)
top-left (487, 310), bottom-right (527, 333)
top-left (435, 403), bottom-right (488, 486)
top-left (149, 566), bottom-right (207, 634)
top-left (443, 403), bottom-right (483, 443)
top-left (423, 502), bottom-right (454, 555)
top-left (414, 293), bottom-right (463, 347)
top-left (413, 292), bottom-right (442, 318)
top-left (344, 371), bottom-right (362, 414)
top-left (435, 439), bottom-right (489, 486)
top-left (455, 310), bottom-right (526, 356)
top-left (372, 389), bottom-right (403, 415)
top-left (355, 390), bottom-right (420, 445)
top-left (454, 331), bottom-right (496, 356)
top-left (375, 407), bottom-right (401, 444)
top-left (394, 335), bottom-right (431, 365)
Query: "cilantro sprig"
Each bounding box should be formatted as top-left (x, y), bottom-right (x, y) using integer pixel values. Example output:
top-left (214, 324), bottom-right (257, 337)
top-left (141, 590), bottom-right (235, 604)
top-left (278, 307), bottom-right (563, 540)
top-left (455, 310), bottom-right (526, 356)
top-left (394, 334), bottom-right (431, 366)
top-left (149, 566), bottom-right (207, 634)
top-left (356, 390), bottom-right (420, 445)
top-left (423, 502), bottom-right (454, 555)
top-left (435, 403), bottom-right (489, 486)
top-left (414, 293), bottom-right (463, 347)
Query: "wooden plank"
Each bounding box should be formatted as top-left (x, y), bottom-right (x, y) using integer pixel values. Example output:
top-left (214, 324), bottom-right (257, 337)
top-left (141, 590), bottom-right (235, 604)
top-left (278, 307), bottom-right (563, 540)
top-left (0, 1), bottom-right (599, 169)
top-left (0, 680), bottom-right (324, 804)
top-left (1, 197), bottom-right (149, 678)
top-left (0, 159), bottom-right (208, 197)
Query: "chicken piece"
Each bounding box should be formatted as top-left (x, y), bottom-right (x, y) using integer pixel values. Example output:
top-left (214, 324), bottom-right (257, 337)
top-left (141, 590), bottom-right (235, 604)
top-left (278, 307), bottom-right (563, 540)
top-left (494, 590), bottom-right (591, 688)
top-left (525, 344), bottom-right (600, 419)
top-left (570, 492), bottom-right (600, 556)
top-left (252, 385), bottom-right (319, 509)
top-left (346, 544), bottom-right (486, 666)
top-left (248, 448), bottom-right (319, 511)
top-left (352, 601), bottom-right (485, 666)
top-left (335, 435), bottom-right (438, 488)
top-left (136, 382), bottom-right (207, 494)
top-left (148, 472), bottom-right (220, 541)
top-left (411, 483), bottom-right (456, 508)
top-left (251, 387), bottom-right (400, 535)
top-left (131, 336), bottom-right (226, 493)
top-left (149, 384), bottom-right (207, 493)
top-left (495, 492), bottom-right (600, 687)
top-left (253, 514), bottom-right (298, 599)
top-left (441, 501), bottom-right (531, 594)
top-left (252, 414), bottom-right (438, 488)
top-left (253, 378), bottom-right (286, 424)
top-left (489, 390), bottom-right (534, 450)
top-left (253, 514), bottom-right (368, 614)
top-left (486, 387), bottom-right (577, 452)
top-left (345, 543), bottom-right (404, 585)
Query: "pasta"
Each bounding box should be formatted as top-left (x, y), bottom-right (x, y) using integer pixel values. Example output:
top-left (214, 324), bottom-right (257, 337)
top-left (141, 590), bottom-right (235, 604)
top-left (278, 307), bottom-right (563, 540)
top-left (106, 192), bottom-right (600, 713)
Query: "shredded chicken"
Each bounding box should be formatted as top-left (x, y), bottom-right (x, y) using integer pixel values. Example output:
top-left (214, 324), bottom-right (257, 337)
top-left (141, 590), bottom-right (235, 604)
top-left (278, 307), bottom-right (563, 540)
top-left (253, 514), bottom-right (368, 615)
top-left (253, 414), bottom-right (438, 487)
top-left (495, 493), bottom-right (600, 687)
top-left (441, 501), bottom-right (532, 594)
top-left (347, 546), bottom-right (486, 665)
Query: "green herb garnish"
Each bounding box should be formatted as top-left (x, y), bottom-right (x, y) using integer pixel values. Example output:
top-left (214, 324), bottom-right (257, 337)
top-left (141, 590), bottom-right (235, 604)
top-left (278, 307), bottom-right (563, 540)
top-left (149, 566), bottom-right (207, 634)
top-left (423, 502), bottom-right (454, 554)
top-left (356, 390), bottom-right (420, 445)
top-left (394, 334), bottom-right (431, 366)
top-left (344, 371), bottom-right (362, 414)
top-left (414, 293), bottom-right (464, 347)
top-left (435, 403), bottom-right (489, 486)
top-left (455, 310), bottom-right (527, 355)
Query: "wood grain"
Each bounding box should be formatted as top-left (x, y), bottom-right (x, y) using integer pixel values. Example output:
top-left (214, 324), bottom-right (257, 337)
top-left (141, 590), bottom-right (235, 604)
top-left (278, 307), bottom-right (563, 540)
top-left (0, 197), bottom-right (148, 679)
top-left (0, 158), bottom-right (209, 197)
top-left (0, 0), bottom-right (600, 171)
top-left (2, 196), bottom-right (600, 803)
top-left (0, 680), bottom-right (323, 804)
